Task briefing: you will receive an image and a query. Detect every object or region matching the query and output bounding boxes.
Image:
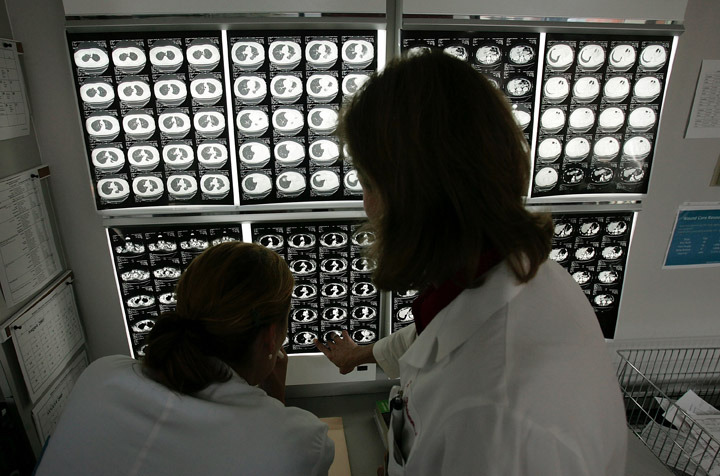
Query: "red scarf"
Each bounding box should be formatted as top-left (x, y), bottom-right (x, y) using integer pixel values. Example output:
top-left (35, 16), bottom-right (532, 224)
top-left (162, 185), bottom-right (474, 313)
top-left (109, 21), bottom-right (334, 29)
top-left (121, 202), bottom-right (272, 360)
top-left (411, 251), bottom-right (502, 334)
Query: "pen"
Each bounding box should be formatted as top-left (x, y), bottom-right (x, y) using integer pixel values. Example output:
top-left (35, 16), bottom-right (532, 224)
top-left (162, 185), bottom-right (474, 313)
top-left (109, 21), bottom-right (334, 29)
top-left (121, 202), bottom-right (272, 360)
top-left (390, 390), bottom-right (404, 435)
top-left (391, 393), bottom-right (403, 412)
top-left (387, 389), bottom-right (405, 471)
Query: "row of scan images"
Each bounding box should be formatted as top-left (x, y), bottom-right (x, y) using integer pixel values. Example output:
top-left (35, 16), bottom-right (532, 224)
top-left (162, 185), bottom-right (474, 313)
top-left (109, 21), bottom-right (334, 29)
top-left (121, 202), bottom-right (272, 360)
top-left (403, 37), bottom-right (540, 98)
top-left (73, 31), bottom-right (658, 77)
top-left (73, 37), bottom-right (375, 77)
top-left (93, 151), bottom-right (361, 204)
top-left (112, 211), bottom-right (632, 356)
top-left (403, 37), bottom-right (668, 73)
top-left (109, 221), bottom-right (380, 357)
top-left (73, 29), bottom-right (673, 212)
top-left (78, 72), bottom-right (368, 110)
top-left (82, 106), bottom-right (345, 143)
top-left (390, 211), bottom-right (634, 339)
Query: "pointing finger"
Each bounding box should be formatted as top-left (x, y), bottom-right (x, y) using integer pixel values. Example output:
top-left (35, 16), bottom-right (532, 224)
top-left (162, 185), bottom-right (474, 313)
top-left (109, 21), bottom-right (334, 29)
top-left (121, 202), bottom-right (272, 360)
top-left (314, 339), bottom-right (331, 356)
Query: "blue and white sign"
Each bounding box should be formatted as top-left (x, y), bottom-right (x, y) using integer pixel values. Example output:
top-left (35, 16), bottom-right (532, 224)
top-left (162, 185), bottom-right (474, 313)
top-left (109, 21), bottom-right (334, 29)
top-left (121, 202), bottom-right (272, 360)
top-left (664, 205), bottom-right (720, 267)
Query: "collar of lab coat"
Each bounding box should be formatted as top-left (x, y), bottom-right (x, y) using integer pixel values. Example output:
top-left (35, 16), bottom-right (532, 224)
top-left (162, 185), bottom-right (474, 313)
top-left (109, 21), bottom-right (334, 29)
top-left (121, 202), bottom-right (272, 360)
top-left (399, 259), bottom-right (526, 369)
top-left (194, 366), bottom-right (274, 406)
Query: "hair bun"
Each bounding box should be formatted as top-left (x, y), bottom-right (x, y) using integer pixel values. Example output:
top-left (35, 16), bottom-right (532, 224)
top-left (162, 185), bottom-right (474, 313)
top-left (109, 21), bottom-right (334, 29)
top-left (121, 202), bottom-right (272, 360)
top-left (150, 311), bottom-right (207, 338)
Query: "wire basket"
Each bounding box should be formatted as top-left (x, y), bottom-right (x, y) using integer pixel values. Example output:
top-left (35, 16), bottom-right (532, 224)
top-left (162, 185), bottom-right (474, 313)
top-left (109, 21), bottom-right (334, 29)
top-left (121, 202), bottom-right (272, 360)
top-left (617, 348), bottom-right (720, 476)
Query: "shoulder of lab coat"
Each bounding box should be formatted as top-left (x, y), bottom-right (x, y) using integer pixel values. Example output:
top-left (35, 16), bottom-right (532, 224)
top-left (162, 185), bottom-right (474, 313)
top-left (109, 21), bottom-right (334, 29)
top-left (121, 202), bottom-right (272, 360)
top-left (399, 259), bottom-right (523, 371)
top-left (372, 322), bottom-right (417, 379)
top-left (388, 259), bottom-right (627, 475)
top-left (35, 355), bottom-right (334, 476)
top-left (372, 259), bottom-right (521, 378)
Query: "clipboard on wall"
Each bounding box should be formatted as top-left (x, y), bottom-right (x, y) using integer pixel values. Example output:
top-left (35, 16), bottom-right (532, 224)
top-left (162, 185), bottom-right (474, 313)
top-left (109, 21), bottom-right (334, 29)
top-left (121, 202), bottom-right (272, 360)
top-left (31, 350), bottom-right (88, 442)
top-left (3, 272), bottom-right (84, 403)
top-left (0, 166), bottom-right (63, 310)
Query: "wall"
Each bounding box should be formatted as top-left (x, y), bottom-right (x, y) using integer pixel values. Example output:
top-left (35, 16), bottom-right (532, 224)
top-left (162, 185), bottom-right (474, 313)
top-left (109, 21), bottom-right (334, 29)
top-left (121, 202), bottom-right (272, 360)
top-left (403, 0), bottom-right (688, 22)
top-left (612, 0), bottom-right (720, 345)
top-left (0, 2), bottom-right (42, 179)
top-left (5, 0), bottom-right (129, 357)
top-left (62, 0), bottom-right (386, 16)
top-left (2, 0), bottom-right (718, 361)
top-left (61, 0), bottom-right (686, 22)
top-left (0, 0), bottom-right (54, 323)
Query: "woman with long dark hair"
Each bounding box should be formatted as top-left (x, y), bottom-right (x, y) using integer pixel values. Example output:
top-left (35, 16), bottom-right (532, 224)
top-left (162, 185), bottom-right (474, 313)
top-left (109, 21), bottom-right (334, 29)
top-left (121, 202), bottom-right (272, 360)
top-left (317, 50), bottom-right (626, 475)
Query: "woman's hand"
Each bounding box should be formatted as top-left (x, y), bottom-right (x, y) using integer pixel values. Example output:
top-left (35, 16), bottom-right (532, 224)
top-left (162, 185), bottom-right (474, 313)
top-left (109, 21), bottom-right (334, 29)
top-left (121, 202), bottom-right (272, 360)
top-left (314, 330), bottom-right (375, 374)
top-left (260, 348), bottom-right (288, 403)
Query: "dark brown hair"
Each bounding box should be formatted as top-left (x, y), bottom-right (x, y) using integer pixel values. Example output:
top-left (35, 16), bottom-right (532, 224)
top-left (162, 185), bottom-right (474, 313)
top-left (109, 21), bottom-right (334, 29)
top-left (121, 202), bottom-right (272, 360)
top-left (142, 242), bottom-right (293, 394)
top-left (338, 50), bottom-right (552, 291)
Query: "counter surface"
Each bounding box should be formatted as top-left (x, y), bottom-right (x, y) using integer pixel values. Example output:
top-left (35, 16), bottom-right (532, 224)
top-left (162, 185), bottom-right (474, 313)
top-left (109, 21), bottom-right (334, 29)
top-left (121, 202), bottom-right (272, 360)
top-left (289, 392), bottom-right (389, 476)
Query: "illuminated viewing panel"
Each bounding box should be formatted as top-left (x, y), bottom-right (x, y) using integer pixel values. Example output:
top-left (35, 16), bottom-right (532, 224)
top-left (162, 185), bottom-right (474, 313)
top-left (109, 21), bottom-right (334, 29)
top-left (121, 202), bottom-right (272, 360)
top-left (229, 30), bottom-right (378, 204)
top-left (401, 30), bottom-right (675, 199)
top-left (402, 30), bottom-right (540, 145)
top-left (391, 211), bottom-right (636, 339)
top-left (533, 34), bottom-right (673, 198)
top-left (69, 31), bottom-right (234, 209)
top-left (107, 220), bottom-right (380, 358)
top-left (68, 29), bottom-right (381, 211)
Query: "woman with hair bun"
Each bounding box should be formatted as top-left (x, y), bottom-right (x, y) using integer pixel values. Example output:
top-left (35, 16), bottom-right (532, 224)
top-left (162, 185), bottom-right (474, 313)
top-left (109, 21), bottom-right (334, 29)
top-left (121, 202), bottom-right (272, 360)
top-left (35, 242), bottom-right (334, 476)
top-left (316, 50), bottom-right (626, 475)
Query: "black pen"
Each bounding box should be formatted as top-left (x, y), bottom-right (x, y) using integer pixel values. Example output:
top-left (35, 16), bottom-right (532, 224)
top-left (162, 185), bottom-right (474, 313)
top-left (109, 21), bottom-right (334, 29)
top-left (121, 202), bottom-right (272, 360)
top-left (390, 390), bottom-right (404, 436)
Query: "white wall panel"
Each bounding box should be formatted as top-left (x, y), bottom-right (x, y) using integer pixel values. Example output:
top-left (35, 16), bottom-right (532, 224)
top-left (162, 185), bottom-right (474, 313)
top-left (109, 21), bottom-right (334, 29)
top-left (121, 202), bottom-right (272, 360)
top-left (403, 0), bottom-right (687, 22)
top-left (62, 0), bottom-right (385, 16)
top-left (6, 0), bottom-right (129, 359)
top-left (613, 0), bottom-right (720, 341)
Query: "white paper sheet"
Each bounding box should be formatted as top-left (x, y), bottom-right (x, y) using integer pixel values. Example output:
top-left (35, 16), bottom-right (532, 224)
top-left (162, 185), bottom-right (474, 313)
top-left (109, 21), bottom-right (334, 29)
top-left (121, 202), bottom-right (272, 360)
top-left (31, 351), bottom-right (88, 442)
top-left (0, 39), bottom-right (29, 141)
top-left (0, 168), bottom-right (62, 307)
top-left (9, 275), bottom-right (84, 402)
top-left (661, 390), bottom-right (720, 475)
top-left (686, 60), bottom-right (720, 139)
top-left (639, 422), bottom-right (700, 475)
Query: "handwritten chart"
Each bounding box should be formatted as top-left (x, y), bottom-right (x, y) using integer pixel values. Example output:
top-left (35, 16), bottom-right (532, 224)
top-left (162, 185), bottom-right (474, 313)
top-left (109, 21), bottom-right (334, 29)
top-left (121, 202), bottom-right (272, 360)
top-left (9, 275), bottom-right (84, 402)
top-left (31, 351), bottom-right (88, 441)
top-left (686, 60), bottom-right (720, 139)
top-left (0, 167), bottom-right (62, 307)
top-left (0, 39), bottom-right (29, 140)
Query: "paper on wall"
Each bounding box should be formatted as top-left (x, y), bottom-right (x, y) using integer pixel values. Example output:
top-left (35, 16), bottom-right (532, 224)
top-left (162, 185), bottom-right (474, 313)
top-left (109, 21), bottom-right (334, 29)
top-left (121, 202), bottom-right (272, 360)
top-left (686, 60), bottom-right (720, 139)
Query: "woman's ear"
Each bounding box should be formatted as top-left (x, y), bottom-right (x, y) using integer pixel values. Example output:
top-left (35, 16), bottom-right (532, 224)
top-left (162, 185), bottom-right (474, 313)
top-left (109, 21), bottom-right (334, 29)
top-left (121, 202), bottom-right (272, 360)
top-left (261, 323), bottom-right (277, 353)
top-left (264, 321), bottom-right (287, 355)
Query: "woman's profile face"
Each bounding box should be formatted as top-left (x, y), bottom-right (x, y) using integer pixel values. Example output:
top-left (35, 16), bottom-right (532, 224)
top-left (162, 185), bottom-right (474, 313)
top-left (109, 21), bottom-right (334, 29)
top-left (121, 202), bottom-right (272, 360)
top-left (362, 182), bottom-right (382, 221)
top-left (280, 309), bottom-right (289, 342)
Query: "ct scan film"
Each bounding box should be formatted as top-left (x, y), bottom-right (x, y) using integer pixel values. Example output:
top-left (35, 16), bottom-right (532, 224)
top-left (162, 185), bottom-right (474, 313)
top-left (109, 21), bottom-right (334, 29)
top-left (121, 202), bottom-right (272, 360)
top-left (533, 34), bottom-right (671, 198)
top-left (252, 221), bottom-right (380, 354)
top-left (229, 30), bottom-right (376, 205)
top-left (69, 29), bottom-right (379, 211)
top-left (69, 32), bottom-right (234, 210)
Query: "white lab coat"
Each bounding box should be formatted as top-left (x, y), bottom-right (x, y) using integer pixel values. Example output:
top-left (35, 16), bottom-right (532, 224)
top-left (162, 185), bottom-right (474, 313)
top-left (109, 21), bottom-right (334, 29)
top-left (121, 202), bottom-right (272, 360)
top-left (35, 355), bottom-right (334, 476)
top-left (373, 259), bottom-right (627, 475)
